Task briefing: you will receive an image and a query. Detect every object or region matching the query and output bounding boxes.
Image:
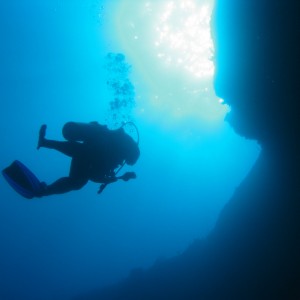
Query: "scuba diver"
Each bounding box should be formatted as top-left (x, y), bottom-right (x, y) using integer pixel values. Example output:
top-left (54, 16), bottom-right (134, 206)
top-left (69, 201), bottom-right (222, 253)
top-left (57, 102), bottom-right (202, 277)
top-left (37, 121), bottom-right (140, 197)
top-left (2, 121), bottom-right (140, 198)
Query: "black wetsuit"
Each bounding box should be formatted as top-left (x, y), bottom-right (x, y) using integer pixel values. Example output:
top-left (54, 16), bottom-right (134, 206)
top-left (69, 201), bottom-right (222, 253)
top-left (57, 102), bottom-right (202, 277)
top-left (41, 138), bottom-right (122, 196)
top-left (38, 122), bottom-right (138, 196)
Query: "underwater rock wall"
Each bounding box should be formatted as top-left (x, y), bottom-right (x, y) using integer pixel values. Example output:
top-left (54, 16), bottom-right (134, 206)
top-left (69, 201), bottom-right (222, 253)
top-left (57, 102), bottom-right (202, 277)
top-left (80, 148), bottom-right (299, 300)
top-left (76, 1), bottom-right (300, 299)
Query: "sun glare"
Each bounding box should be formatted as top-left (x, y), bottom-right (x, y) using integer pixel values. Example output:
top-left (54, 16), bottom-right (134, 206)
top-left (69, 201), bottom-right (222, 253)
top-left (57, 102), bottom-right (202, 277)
top-left (153, 0), bottom-right (214, 78)
top-left (109, 0), bottom-right (228, 125)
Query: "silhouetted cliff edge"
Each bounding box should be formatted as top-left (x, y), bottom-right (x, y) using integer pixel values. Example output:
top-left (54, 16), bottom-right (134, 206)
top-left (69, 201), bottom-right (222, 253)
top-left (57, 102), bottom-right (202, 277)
top-left (77, 147), bottom-right (299, 300)
top-left (76, 1), bottom-right (300, 299)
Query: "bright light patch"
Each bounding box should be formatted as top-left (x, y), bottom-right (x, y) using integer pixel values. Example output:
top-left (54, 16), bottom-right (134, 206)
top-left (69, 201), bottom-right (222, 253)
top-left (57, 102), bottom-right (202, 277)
top-left (154, 0), bottom-right (214, 78)
top-left (107, 0), bottom-right (228, 127)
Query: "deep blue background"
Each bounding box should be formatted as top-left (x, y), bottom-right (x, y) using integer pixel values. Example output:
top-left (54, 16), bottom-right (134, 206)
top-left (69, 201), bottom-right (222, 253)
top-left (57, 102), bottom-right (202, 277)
top-left (0, 1), bottom-right (259, 299)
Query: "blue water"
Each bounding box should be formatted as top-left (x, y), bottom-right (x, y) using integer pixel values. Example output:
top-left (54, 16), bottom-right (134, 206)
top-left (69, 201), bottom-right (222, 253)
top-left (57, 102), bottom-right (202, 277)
top-left (0, 1), bottom-right (260, 299)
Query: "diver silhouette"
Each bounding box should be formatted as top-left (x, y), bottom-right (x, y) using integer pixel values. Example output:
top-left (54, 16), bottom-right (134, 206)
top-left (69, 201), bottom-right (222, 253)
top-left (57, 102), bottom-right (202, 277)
top-left (35, 121), bottom-right (140, 197)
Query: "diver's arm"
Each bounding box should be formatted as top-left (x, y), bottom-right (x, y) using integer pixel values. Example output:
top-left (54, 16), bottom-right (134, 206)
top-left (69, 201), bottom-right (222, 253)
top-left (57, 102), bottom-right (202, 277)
top-left (97, 172), bottom-right (136, 195)
top-left (94, 172), bottom-right (137, 183)
top-left (102, 176), bottom-right (118, 184)
top-left (91, 175), bottom-right (117, 184)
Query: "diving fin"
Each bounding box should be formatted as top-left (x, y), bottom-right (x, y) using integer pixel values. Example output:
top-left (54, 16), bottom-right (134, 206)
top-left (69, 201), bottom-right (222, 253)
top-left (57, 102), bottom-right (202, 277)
top-left (2, 160), bottom-right (45, 199)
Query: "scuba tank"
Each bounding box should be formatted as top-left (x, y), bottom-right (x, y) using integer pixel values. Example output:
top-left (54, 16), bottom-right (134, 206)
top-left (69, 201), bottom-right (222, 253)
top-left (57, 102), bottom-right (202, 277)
top-left (62, 121), bottom-right (109, 143)
top-left (62, 121), bottom-right (140, 166)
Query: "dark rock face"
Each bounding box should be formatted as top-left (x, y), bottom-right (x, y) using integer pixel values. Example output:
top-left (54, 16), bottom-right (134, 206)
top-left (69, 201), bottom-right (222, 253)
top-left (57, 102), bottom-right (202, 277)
top-left (214, 1), bottom-right (300, 148)
top-left (80, 1), bottom-right (300, 299)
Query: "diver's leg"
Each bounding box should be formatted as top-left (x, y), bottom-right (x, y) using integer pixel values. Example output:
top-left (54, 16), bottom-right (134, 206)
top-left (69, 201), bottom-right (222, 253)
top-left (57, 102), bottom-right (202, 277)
top-left (37, 124), bottom-right (47, 149)
top-left (39, 156), bottom-right (89, 196)
top-left (37, 124), bottom-right (83, 157)
top-left (40, 140), bottom-right (82, 157)
top-left (41, 177), bottom-right (88, 196)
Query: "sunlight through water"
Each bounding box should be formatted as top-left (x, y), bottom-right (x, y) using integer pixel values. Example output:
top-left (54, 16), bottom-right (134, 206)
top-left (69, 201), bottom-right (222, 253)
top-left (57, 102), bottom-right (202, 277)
top-left (153, 0), bottom-right (214, 78)
top-left (106, 0), bottom-right (229, 127)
